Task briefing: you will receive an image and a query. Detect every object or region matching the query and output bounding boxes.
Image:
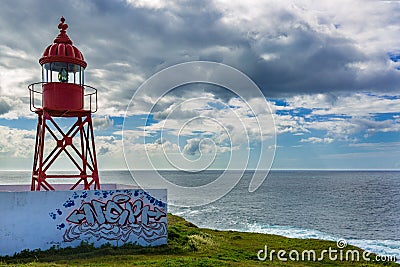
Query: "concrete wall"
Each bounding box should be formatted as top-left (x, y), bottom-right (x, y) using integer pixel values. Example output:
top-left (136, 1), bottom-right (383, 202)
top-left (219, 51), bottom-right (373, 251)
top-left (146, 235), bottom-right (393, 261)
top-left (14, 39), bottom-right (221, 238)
top-left (0, 187), bottom-right (167, 256)
top-left (0, 183), bottom-right (139, 192)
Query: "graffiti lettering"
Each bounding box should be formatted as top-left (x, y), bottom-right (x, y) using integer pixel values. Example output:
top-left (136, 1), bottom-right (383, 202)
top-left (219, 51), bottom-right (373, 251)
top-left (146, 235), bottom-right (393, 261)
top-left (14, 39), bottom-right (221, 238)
top-left (62, 192), bottom-right (167, 244)
top-left (66, 194), bottom-right (166, 226)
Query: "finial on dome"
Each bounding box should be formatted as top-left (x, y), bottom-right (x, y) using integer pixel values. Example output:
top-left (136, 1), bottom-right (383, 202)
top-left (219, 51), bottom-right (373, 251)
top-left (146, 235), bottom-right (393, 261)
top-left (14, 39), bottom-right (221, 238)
top-left (54, 16), bottom-right (72, 44)
top-left (58, 17), bottom-right (68, 33)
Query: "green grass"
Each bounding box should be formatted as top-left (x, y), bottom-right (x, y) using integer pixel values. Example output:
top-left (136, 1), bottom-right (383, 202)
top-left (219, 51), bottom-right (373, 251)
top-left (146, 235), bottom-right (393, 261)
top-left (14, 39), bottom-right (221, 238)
top-left (0, 214), bottom-right (398, 266)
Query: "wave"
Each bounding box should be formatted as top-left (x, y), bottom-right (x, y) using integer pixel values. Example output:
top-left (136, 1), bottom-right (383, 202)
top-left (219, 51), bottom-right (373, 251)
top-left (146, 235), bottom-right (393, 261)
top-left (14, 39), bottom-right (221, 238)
top-left (173, 212), bottom-right (400, 263)
top-left (222, 222), bottom-right (399, 262)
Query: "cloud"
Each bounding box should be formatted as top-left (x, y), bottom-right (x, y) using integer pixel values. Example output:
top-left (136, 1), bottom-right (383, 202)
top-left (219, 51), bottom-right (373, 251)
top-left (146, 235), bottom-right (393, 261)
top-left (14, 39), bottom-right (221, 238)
top-left (94, 135), bottom-right (122, 157)
top-left (0, 0), bottom-right (399, 119)
top-left (311, 93), bottom-right (400, 117)
top-left (138, 91), bottom-right (275, 146)
top-left (0, 98), bottom-right (11, 115)
top-left (126, 0), bottom-right (176, 10)
top-left (0, 126), bottom-right (36, 158)
top-left (92, 115), bottom-right (114, 129)
top-left (272, 91), bottom-right (400, 143)
top-left (182, 138), bottom-right (201, 155)
top-left (182, 137), bottom-right (222, 156)
top-left (98, 146), bottom-right (109, 155)
top-left (144, 138), bottom-right (179, 153)
top-left (1, 0), bottom-right (400, 170)
top-left (300, 137), bottom-right (334, 144)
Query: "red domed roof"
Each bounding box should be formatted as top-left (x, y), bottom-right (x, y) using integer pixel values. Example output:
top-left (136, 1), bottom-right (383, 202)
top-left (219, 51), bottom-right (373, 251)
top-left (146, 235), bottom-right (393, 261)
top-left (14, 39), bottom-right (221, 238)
top-left (39, 17), bottom-right (87, 68)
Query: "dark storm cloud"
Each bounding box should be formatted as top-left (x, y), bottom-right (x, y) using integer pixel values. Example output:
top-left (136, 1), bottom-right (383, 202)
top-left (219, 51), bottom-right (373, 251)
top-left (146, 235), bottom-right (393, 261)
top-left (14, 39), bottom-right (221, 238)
top-left (246, 26), bottom-right (367, 95)
top-left (0, 0), bottom-right (399, 114)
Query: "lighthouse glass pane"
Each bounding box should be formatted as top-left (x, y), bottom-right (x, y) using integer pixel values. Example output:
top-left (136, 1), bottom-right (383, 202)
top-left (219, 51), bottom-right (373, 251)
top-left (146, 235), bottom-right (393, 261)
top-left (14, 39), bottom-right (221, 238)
top-left (74, 70), bottom-right (81, 85)
top-left (51, 62), bottom-right (67, 72)
top-left (50, 62), bottom-right (67, 82)
top-left (43, 63), bottom-right (51, 70)
top-left (68, 71), bottom-right (74, 83)
top-left (42, 63), bottom-right (51, 82)
top-left (81, 69), bottom-right (85, 85)
top-left (67, 63), bottom-right (80, 73)
top-left (51, 69), bottom-right (58, 82)
top-left (41, 66), bottom-right (44, 82)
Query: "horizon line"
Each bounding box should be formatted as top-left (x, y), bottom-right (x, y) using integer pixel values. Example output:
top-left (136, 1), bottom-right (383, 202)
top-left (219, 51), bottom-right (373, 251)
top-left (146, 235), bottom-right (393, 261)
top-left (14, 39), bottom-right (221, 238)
top-left (1, 168), bottom-right (399, 172)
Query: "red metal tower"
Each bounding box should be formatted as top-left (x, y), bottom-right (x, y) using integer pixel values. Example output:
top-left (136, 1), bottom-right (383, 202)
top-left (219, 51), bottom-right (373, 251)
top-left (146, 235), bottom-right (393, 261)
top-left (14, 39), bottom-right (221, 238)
top-left (29, 17), bottom-right (100, 191)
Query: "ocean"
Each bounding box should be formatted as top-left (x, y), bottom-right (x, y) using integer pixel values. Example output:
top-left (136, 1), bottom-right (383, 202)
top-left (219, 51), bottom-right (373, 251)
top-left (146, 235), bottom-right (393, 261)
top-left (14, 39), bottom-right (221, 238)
top-left (1, 170), bottom-right (399, 259)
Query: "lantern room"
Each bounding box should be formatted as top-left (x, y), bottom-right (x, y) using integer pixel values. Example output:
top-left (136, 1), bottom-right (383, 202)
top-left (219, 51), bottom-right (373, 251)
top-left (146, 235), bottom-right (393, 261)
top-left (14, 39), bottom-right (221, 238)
top-left (41, 62), bottom-right (84, 85)
top-left (37, 17), bottom-right (88, 111)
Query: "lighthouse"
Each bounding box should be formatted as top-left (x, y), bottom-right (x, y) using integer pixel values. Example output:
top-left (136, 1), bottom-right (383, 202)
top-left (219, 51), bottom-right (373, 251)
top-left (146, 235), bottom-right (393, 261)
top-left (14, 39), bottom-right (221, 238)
top-left (0, 17), bottom-right (167, 255)
top-left (29, 17), bottom-right (100, 191)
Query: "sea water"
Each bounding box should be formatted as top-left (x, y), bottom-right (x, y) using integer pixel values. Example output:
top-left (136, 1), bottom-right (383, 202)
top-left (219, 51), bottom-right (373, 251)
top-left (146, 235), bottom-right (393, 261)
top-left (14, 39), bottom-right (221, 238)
top-left (1, 170), bottom-right (399, 259)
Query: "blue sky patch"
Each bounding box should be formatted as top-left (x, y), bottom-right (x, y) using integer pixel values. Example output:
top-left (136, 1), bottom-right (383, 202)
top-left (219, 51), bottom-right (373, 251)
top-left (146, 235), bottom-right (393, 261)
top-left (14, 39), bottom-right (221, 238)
top-left (388, 52), bottom-right (400, 63)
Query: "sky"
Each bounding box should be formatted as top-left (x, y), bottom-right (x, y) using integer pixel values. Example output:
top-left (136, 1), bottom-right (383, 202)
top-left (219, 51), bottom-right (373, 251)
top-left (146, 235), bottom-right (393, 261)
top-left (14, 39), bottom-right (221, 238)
top-left (0, 0), bottom-right (400, 171)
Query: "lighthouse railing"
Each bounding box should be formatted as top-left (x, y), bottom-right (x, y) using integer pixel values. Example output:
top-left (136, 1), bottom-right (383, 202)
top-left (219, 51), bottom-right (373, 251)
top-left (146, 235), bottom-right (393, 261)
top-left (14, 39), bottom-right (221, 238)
top-left (29, 82), bottom-right (42, 112)
top-left (83, 84), bottom-right (98, 113)
top-left (28, 82), bottom-right (98, 113)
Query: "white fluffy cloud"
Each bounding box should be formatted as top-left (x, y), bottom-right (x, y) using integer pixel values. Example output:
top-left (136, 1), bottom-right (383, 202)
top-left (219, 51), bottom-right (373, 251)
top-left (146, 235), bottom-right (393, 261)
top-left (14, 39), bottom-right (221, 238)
top-left (300, 137), bottom-right (334, 144)
top-left (0, 126), bottom-right (36, 158)
top-left (92, 115), bottom-right (114, 129)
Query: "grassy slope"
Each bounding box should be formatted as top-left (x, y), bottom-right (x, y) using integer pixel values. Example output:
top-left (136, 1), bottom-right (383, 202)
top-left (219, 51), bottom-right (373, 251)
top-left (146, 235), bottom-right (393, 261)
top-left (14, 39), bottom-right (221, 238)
top-left (0, 214), bottom-right (398, 267)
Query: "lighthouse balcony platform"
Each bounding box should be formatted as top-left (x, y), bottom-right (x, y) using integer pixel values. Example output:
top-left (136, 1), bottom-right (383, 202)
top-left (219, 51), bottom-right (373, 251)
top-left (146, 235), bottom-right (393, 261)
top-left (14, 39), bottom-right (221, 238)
top-left (29, 82), bottom-right (98, 115)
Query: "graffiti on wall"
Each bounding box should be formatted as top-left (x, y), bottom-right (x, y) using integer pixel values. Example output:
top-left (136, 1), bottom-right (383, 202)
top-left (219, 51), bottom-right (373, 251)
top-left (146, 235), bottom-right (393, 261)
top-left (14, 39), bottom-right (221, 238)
top-left (49, 189), bottom-right (167, 244)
